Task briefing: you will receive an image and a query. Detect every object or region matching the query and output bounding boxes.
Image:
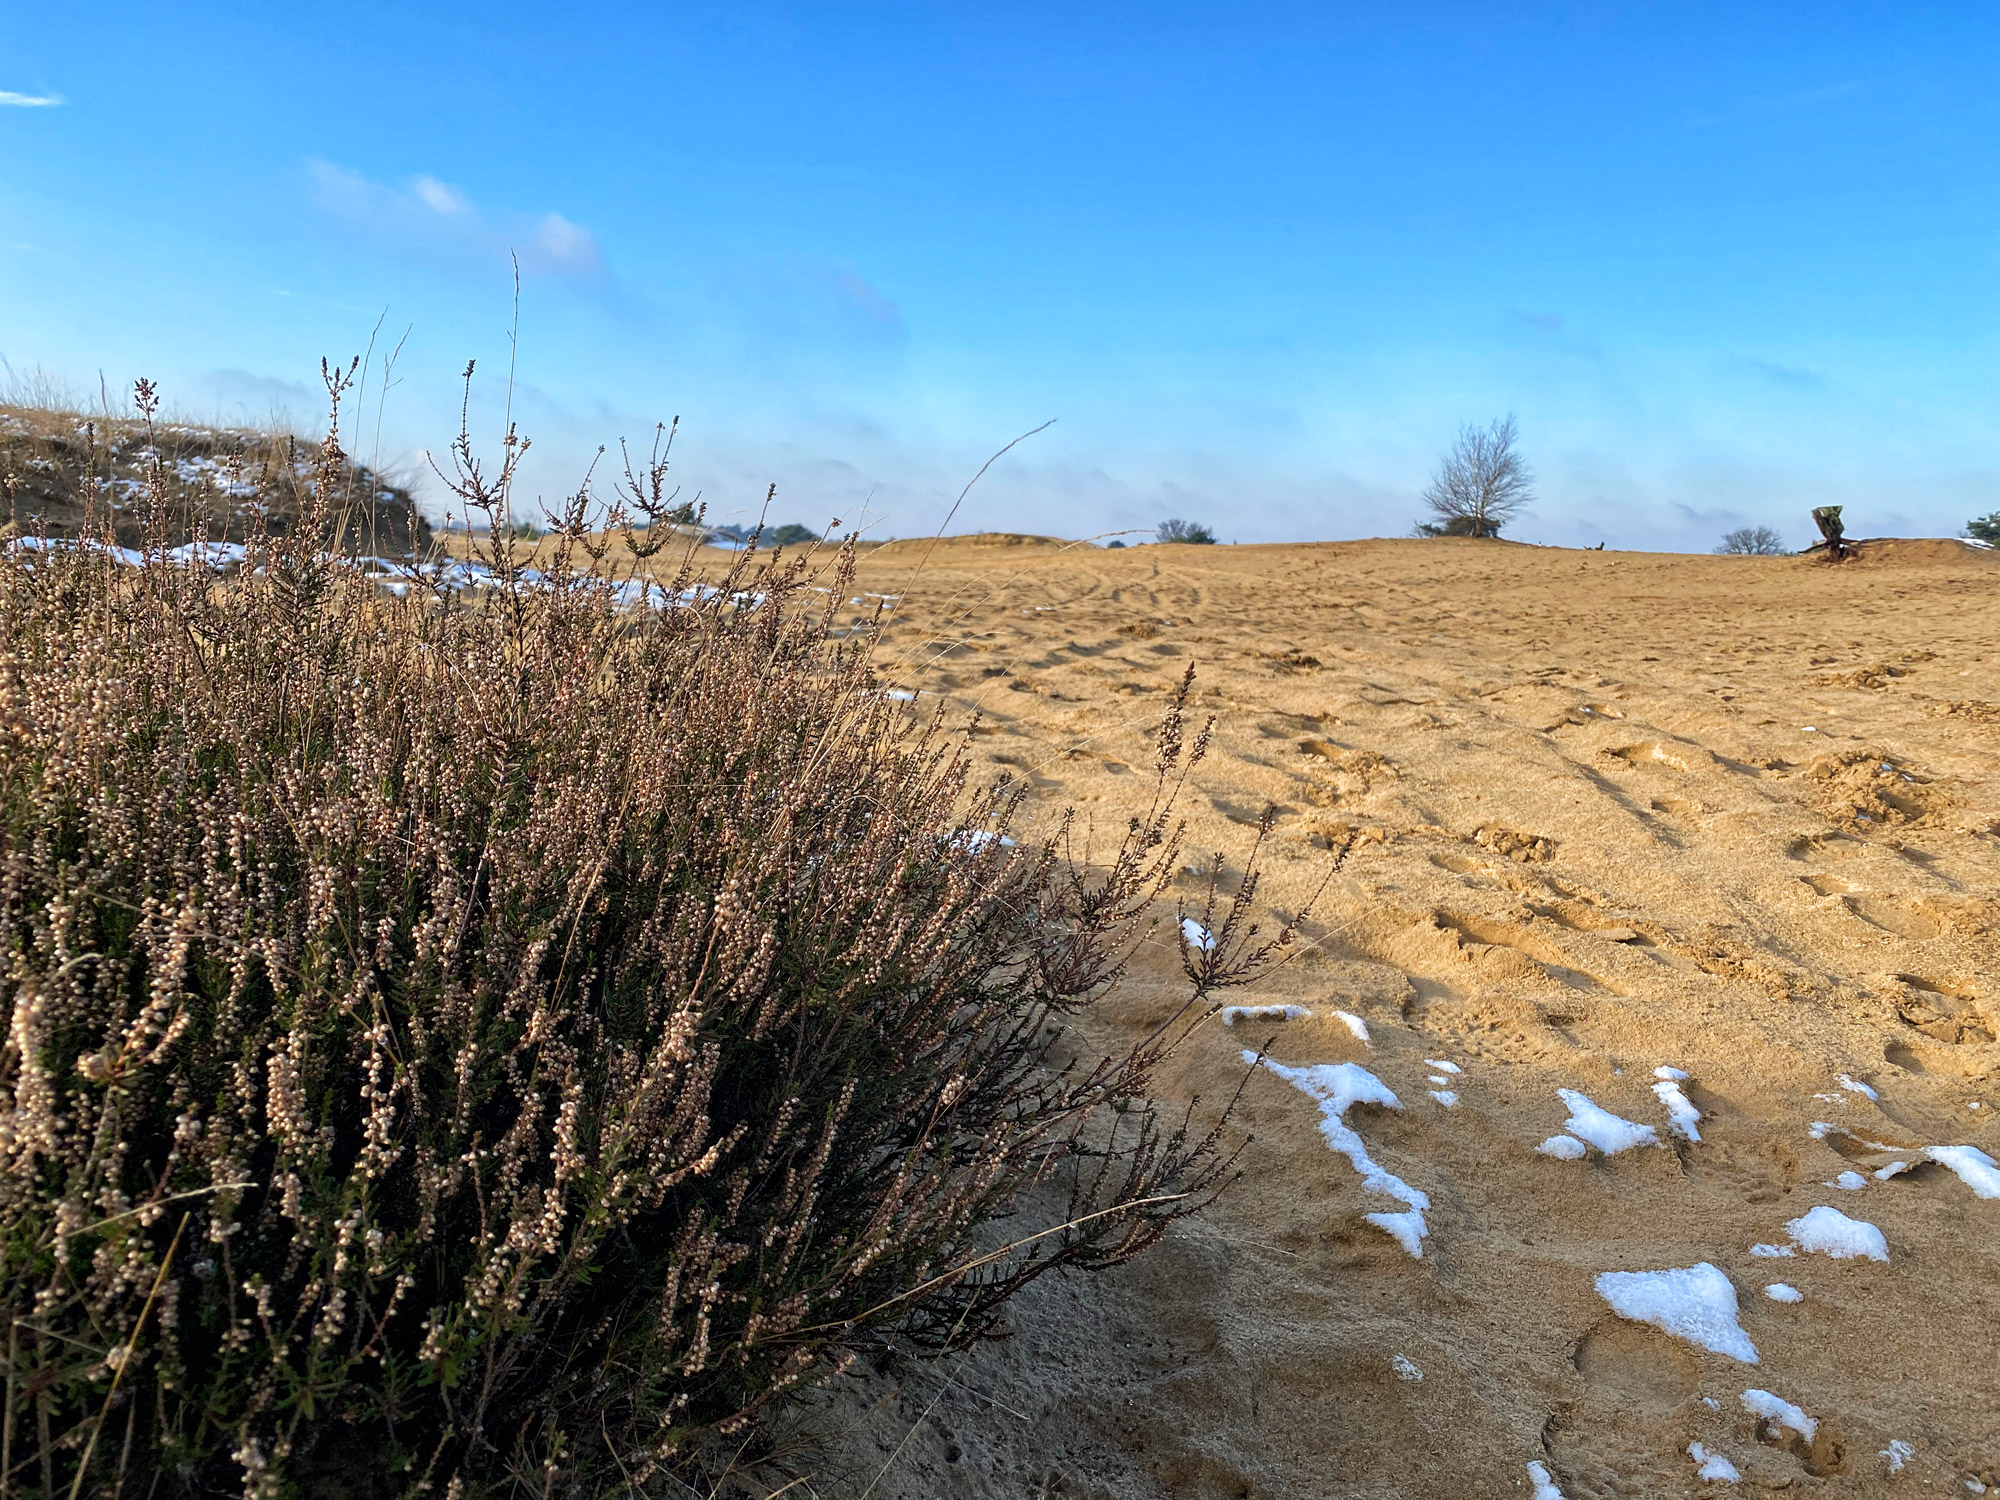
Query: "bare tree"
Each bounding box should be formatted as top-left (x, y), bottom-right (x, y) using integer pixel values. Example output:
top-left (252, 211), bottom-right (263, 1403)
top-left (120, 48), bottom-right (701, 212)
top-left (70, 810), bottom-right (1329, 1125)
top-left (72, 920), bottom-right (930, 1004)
top-left (1156, 518), bottom-right (1217, 544)
top-left (1716, 525), bottom-right (1786, 555)
top-left (1417, 414), bottom-right (1532, 538)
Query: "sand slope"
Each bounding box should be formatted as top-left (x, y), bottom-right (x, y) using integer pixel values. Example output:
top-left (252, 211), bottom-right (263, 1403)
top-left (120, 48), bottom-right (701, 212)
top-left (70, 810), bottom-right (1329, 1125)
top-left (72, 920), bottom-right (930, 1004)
top-left (779, 537), bottom-right (2000, 1498)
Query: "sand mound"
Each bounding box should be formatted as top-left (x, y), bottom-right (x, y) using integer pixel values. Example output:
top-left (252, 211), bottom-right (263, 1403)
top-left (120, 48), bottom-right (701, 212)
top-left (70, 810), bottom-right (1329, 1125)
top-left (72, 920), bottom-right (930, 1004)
top-left (756, 539), bottom-right (1998, 1498)
top-left (1814, 537), bottom-right (1999, 567)
top-left (869, 531), bottom-right (1070, 552)
top-left (0, 403), bottom-right (431, 555)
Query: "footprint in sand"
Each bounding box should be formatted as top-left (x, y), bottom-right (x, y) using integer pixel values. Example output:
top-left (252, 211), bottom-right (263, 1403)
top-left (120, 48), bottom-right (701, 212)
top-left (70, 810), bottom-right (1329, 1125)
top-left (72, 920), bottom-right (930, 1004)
top-left (1842, 894), bottom-right (1943, 940)
top-left (1884, 1031), bottom-right (1995, 1080)
top-left (1429, 909), bottom-right (1630, 996)
top-left (1889, 974), bottom-right (1993, 1047)
top-left (1691, 1138), bottom-right (1803, 1206)
top-left (1545, 1320), bottom-right (1701, 1499)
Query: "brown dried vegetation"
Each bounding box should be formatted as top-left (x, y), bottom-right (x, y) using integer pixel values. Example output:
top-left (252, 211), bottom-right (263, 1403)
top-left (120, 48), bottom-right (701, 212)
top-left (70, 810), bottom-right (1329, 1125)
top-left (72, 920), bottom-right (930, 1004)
top-left (0, 379), bottom-right (1284, 1497)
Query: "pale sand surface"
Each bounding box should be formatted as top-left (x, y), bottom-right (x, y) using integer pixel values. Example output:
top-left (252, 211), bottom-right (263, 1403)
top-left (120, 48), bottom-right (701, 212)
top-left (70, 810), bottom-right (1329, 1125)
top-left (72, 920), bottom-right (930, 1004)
top-left (754, 536), bottom-right (2000, 1498)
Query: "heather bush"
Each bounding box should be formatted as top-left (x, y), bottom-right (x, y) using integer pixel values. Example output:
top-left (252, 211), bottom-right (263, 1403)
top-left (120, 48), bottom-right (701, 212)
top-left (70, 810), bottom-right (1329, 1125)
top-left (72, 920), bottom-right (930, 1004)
top-left (0, 378), bottom-right (1281, 1497)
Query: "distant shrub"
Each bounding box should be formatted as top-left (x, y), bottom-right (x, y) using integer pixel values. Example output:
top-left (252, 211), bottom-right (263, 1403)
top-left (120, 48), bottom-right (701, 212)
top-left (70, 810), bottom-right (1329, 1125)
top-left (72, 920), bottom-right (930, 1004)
top-left (1966, 511), bottom-right (2000, 544)
top-left (1104, 539), bottom-right (1127, 549)
top-left (1413, 515), bottom-right (1493, 538)
top-left (767, 522), bottom-right (818, 547)
top-left (0, 380), bottom-right (1275, 1497)
top-left (1717, 525), bottom-right (1787, 555)
top-left (1156, 519), bottom-right (1216, 544)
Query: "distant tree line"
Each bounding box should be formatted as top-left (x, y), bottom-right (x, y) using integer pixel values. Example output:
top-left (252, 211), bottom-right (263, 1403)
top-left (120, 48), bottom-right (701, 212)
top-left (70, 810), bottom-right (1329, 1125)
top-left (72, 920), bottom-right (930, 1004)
top-left (1716, 525), bottom-right (1786, 555)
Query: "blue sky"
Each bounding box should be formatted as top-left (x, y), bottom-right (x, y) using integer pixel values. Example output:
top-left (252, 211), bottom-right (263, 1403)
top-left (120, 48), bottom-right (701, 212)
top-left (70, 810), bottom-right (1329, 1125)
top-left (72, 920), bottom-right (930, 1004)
top-left (5, 2), bottom-right (2000, 550)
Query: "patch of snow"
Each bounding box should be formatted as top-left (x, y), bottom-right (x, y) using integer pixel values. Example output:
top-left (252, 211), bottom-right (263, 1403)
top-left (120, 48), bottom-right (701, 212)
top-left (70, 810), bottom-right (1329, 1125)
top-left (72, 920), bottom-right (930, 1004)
top-left (1219, 1004), bottom-right (1312, 1027)
top-left (1366, 1207), bottom-right (1429, 1258)
top-left (6, 536), bottom-right (147, 568)
top-left (1424, 1058), bottom-right (1461, 1074)
top-left (1785, 1205), bottom-right (1889, 1262)
top-left (1537, 1135), bottom-right (1587, 1160)
top-left (1249, 1053), bottom-right (1430, 1257)
top-left (1391, 1353), bottom-right (1422, 1381)
top-left (1927, 1145), bottom-right (2000, 1199)
top-left (883, 689), bottom-right (917, 702)
top-left (1689, 1443), bottom-right (1741, 1483)
top-left (1429, 1090), bottom-right (1459, 1107)
top-left (1741, 1388), bottom-right (1816, 1442)
top-left (1558, 1088), bottom-right (1659, 1154)
top-left (1808, 1121), bottom-right (1837, 1138)
top-left (1702, 1396), bottom-right (1721, 1411)
top-left (1764, 1283), bottom-right (1803, 1303)
top-left (952, 830), bottom-right (1016, 855)
top-left (1654, 1079), bottom-right (1703, 1142)
top-left (1829, 1171), bottom-right (1868, 1191)
top-left (1595, 1263), bottom-right (1759, 1363)
top-left (165, 539), bottom-right (249, 570)
top-left (1526, 1460), bottom-right (1565, 1500)
top-left (1428, 1073), bottom-right (1451, 1085)
top-left (1333, 1010), bottom-right (1371, 1045)
top-left (1749, 1243), bottom-right (1795, 1258)
top-left (1874, 1161), bottom-right (1911, 1180)
top-left (1654, 1065), bottom-right (1690, 1080)
top-left (1839, 1073), bottom-right (1879, 1101)
top-left (1182, 918), bottom-right (1214, 952)
top-left (1881, 1439), bottom-right (1914, 1473)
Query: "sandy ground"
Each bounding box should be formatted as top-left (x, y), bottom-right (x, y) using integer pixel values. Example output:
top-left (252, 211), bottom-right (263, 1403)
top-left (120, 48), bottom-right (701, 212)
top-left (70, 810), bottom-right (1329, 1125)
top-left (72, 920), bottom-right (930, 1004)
top-left (746, 535), bottom-right (2000, 1499)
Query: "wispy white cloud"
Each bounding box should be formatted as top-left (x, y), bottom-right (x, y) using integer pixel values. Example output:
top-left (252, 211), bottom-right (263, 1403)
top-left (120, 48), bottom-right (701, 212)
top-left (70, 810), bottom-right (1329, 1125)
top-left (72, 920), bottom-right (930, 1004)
top-left (305, 161), bottom-right (605, 281)
top-left (1723, 355), bottom-right (1824, 391)
top-left (0, 91), bottom-right (63, 108)
top-left (409, 175), bottom-right (471, 215)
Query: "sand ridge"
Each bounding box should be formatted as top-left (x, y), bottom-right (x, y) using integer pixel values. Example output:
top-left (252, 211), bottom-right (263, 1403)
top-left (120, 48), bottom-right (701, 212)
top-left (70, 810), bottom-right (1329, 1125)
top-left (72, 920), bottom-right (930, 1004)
top-left (771, 537), bottom-right (1999, 1498)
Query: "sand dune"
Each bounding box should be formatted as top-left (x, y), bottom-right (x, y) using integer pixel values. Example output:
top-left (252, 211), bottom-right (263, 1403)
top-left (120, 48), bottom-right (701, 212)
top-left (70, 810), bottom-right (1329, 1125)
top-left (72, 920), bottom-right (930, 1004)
top-left (780, 536), bottom-right (1999, 1498)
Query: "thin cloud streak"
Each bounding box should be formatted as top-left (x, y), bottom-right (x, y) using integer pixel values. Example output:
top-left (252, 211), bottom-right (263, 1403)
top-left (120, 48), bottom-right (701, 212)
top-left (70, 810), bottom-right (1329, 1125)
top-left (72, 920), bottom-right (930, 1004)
top-left (305, 161), bottom-right (606, 282)
top-left (0, 91), bottom-right (63, 107)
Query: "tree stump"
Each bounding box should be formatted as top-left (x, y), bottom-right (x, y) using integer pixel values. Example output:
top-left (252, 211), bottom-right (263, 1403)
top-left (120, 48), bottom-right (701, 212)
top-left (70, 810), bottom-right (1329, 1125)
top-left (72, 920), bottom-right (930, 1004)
top-left (1811, 505), bottom-right (1852, 560)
